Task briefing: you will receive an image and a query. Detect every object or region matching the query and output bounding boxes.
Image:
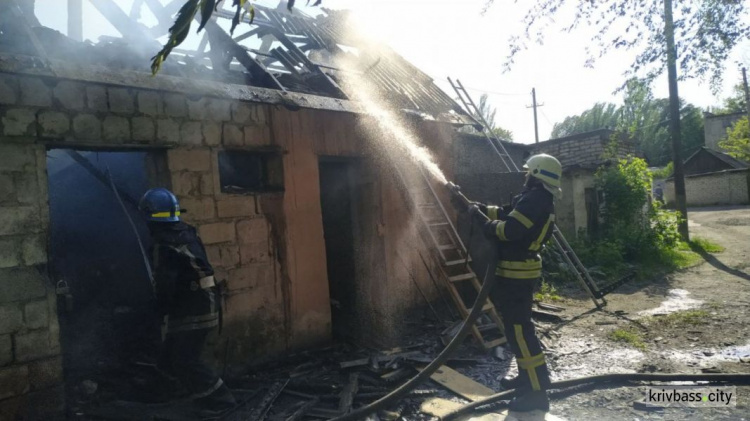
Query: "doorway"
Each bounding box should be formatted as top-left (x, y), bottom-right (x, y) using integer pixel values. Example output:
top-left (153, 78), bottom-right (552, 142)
top-left (46, 148), bottom-right (168, 400)
top-left (318, 159), bottom-right (358, 340)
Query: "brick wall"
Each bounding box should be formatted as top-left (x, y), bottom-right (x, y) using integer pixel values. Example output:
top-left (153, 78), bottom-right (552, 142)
top-left (531, 130), bottom-right (636, 169)
top-left (0, 142), bottom-right (63, 415)
top-left (665, 169), bottom-right (750, 207)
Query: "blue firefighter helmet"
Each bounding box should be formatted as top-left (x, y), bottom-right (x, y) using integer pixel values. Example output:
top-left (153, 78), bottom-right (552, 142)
top-left (139, 188), bottom-right (181, 222)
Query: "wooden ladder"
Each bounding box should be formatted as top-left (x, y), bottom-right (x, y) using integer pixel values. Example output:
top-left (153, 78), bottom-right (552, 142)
top-left (396, 164), bottom-right (506, 349)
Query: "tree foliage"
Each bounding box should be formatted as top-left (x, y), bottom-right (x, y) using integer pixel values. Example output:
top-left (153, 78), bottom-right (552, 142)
top-left (550, 103), bottom-right (620, 138)
top-left (152, 0), bottom-right (321, 75)
top-left (487, 0), bottom-right (750, 91)
top-left (719, 117), bottom-right (750, 162)
top-left (713, 83), bottom-right (748, 114)
top-left (550, 79), bottom-right (703, 166)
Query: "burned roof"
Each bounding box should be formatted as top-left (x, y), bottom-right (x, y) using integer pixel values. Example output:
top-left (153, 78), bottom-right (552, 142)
top-left (0, 0), bottom-right (473, 125)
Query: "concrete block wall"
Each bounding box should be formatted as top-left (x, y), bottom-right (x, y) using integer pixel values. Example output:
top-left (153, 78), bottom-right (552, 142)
top-left (0, 95), bottom-right (63, 417)
top-left (704, 112), bottom-right (744, 152)
top-left (665, 169), bottom-right (750, 207)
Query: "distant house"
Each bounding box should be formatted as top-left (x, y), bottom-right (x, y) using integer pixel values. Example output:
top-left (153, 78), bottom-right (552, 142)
top-left (704, 111), bottom-right (745, 152)
top-left (451, 128), bottom-right (638, 237)
top-left (664, 147), bottom-right (750, 206)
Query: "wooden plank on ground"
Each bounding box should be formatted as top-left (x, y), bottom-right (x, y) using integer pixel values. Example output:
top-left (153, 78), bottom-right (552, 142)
top-left (421, 365), bottom-right (494, 402)
top-left (420, 399), bottom-right (567, 421)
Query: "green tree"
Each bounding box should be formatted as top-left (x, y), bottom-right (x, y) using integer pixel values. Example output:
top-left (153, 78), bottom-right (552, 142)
top-left (550, 103), bottom-right (620, 138)
top-left (487, 0), bottom-right (750, 241)
top-left (714, 83), bottom-right (748, 114)
top-left (719, 117), bottom-right (750, 162)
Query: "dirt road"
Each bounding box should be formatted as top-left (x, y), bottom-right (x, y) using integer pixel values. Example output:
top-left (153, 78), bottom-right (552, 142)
top-left (542, 206), bottom-right (750, 420)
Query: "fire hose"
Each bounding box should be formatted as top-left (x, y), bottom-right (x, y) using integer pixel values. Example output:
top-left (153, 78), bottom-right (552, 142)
top-left (332, 182), bottom-right (750, 420)
top-left (331, 182), bottom-right (492, 421)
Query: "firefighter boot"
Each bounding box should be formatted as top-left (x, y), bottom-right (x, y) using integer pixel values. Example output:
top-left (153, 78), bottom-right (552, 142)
top-left (509, 390), bottom-right (550, 412)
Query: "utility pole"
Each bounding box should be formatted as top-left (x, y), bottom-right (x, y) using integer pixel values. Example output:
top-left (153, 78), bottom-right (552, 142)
top-left (664, 0), bottom-right (689, 241)
top-left (527, 88), bottom-right (544, 143)
top-left (743, 67), bottom-right (750, 123)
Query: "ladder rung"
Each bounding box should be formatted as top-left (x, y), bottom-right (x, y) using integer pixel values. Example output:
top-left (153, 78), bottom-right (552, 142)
top-left (438, 244), bottom-right (457, 251)
top-left (448, 273), bottom-right (475, 283)
top-left (428, 222), bottom-right (450, 228)
top-left (482, 303), bottom-right (493, 312)
top-left (417, 203), bottom-right (436, 207)
top-left (445, 258), bottom-right (471, 266)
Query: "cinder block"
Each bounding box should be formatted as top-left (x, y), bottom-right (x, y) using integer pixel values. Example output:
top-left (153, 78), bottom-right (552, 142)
top-left (15, 173), bottom-right (39, 205)
top-left (222, 124), bottom-right (243, 146)
top-left (180, 121), bottom-right (203, 146)
top-left (23, 300), bottom-right (48, 330)
top-left (132, 116), bottom-right (155, 142)
top-left (0, 365), bottom-right (30, 400)
top-left (22, 233), bottom-right (46, 267)
top-left (86, 85), bottom-right (108, 111)
top-left (254, 105), bottom-right (268, 125)
top-left (170, 172), bottom-right (200, 196)
top-left (108, 87), bottom-right (135, 114)
top-left (227, 263), bottom-right (272, 290)
top-left (244, 125), bottom-right (271, 146)
top-left (164, 93), bottom-right (187, 117)
top-left (239, 241), bottom-right (269, 264)
top-left (0, 267), bottom-right (47, 303)
top-left (0, 335), bottom-right (11, 366)
top-left (72, 114), bottom-right (102, 140)
top-left (28, 356), bottom-right (62, 390)
top-left (205, 244), bottom-right (240, 268)
top-left (180, 197), bottom-right (215, 221)
top-left (53, 81), bottom-right (85, 110)
top-left (231, 102), bottom-right (252, 124)
top-left (157, 119), bottom-right (180, 145)
top-left (217, 197), bottom-right (256, 218)
top-left (2, 108), bottom-right (36, 137)
top-left (137, 91), bottom-right (163, 116)
top-left (187, 98), bottom-right (207, 120)
top-left (19, 77), bottom-right (51, 107)
top-left (0, 206), bottom-right (39, 236)
top-left (0, 174), bottom-right (13, 203)
top-left (236, 218), bottom-right (268, 244)
top-left (198, 222), bottom-right (236, 245)
top-left (0, 305), bottom-right (23, 334)
top-left (0, 238), bottom-right (20, 269)
top-left (102, 116), bottom-right (130, 142)
top-left (206, 99), bottom-right (231, 121)
top-left (202, 122), bottom-right (221, 146)
top-left (167, 149), bottom-right (211, 172)
top-left (14, 329), bottom-right (56, 362)
top-left (200, 173), bottom-right (214, 196)
top-left (38, 111), bottom-right (70, 138)
top-left (0, 74), bottom-right (18, 105)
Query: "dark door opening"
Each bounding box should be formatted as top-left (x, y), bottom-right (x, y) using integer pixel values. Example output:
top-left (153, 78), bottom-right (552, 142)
top-left (319, 159), bottom-right (358, 341)
top-left (47, 148), bottom-right (169, 401)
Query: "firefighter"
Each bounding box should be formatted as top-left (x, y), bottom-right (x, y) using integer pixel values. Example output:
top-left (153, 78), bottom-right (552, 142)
top-left (139, 188), bottom-right (236, 416)
top-left (450, 153), bottom-right (562, 412)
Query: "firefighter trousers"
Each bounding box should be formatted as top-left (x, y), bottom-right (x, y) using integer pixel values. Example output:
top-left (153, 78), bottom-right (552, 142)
top-left (158, 328), bottom-right (235, 409)
top-left (490, 276), bottom-right (551, 392)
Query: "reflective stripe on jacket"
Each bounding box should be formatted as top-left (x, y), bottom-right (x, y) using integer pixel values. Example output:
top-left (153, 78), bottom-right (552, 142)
top-left (481, 186), bottom-right (555, 279)
top-left (149, 222), bottom-right (219, 333)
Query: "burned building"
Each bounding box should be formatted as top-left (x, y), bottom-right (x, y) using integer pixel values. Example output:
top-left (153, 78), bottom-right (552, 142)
top-left (0, 0), bottom-right (510, 418)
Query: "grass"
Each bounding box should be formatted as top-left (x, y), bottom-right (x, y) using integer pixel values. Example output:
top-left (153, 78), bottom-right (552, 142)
top-left (608, 327), bottom-right (646, 350)
top-left (688, 237), bottom-right (725, 254)
top-left (646, 309), bottom-right (709, 328)
top-left (534, 280), bottom-right (562, 302)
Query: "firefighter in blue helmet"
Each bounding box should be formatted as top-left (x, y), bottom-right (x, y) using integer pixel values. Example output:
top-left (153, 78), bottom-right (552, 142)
top-left (139, 188), bottom-right (235, 416)
top-left (451, 154), bottom-right (562, 412)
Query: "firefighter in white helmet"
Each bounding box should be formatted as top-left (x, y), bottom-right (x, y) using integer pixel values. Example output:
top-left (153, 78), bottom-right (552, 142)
top-left (451, 153), bottom-right (562, 412)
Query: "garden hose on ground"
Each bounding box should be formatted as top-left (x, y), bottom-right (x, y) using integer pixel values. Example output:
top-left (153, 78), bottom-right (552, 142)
top-left (442, 372), bottom-right (750, 420)
top-left (331, 266), bottom-right (495, 421)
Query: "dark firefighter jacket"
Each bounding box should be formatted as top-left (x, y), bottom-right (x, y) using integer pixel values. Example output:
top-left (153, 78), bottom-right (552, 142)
top-left (477, 185), bottom-right (555, 280)
top-left (149, 222), bottom-right (219, 334)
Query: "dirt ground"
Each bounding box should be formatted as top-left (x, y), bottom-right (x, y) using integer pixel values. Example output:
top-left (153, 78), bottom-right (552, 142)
top-left (534, 206), bottom-right (750, 420)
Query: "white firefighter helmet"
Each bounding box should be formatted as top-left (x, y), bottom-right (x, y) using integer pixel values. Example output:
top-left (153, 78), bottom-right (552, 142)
top-left (523, 154), bottom-right (562, 197)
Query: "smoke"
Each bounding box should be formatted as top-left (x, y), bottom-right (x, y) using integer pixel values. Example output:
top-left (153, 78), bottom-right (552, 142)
top-left (334, 61), bottom-right (448, 186)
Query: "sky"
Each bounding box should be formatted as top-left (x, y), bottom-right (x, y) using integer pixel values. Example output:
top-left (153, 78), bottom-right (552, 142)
top-left (35, 0), bottom-right (750, 144)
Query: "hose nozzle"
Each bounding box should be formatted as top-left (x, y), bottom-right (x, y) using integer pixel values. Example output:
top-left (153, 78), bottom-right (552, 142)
top-left (446, 181), bottom-right (461, 195)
